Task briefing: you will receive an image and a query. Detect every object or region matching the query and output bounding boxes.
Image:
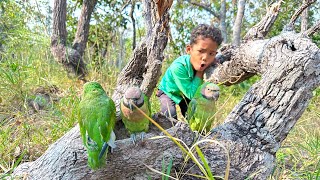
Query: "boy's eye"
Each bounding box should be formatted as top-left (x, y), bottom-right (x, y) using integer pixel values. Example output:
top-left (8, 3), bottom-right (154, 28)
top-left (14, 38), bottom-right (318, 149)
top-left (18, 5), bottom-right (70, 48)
top-left (210, 52), bottom-right (217, 56)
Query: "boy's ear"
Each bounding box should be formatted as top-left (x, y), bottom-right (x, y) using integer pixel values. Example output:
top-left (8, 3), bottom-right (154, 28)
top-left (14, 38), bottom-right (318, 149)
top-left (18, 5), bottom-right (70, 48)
top-left (186, 44), bottom-right (191, 54)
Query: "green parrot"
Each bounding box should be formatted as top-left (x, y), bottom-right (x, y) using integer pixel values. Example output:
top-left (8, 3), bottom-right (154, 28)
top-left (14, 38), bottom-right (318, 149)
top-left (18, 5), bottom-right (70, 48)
top-left (120, 86), bottom-right (150, 144)
top-left (78, 81), bottom-right (116, 170)
top-left (186, 82), bottom-right (220, 135)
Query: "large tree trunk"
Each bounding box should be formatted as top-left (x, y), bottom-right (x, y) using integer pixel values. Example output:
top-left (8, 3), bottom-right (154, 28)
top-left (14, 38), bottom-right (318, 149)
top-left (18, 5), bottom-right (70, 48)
top-left (11, 1), bottom-right (320, 180)
top-left (51, 0), bottom-right (97, 81)
top-left (112, 0), bottom-right (170, 119)
top-left (11, 32), bottom-right (320, 180)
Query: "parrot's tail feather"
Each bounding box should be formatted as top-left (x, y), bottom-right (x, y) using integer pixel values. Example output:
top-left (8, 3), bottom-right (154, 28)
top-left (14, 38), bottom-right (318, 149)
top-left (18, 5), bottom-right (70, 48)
top-left (98, 142), bottom-right (108, 160)
top-left (107, 131), bottom-right (116, 149)
top-left (87, 150), bottom-right (105, 169)
top-left (87, 136), bottom-right (98, 151)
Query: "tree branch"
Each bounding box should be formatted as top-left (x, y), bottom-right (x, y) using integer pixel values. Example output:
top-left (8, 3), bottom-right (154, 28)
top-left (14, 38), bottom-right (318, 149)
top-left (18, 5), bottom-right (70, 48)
top-left (72, 0), bottom-right (97, 55)
top-left (304, 20), bottom-right (320, 37)
top-left (186, 0), bottom-right (220, 19)
top-left (129, 0), bottom-right (136, 50)
top-left (51, 0), bottom-right (67, 46)
top-left (243, 0), bottom-right (282, 41)
top-left (301, 0), bottom-right (309, 32)
top-left (286, 0), bottom-right (316, 30)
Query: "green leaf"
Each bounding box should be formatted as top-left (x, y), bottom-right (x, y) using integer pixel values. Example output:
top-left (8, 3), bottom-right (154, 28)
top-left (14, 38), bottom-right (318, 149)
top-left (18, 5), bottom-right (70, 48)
top-left (195, 145), bottom-right (214, 180)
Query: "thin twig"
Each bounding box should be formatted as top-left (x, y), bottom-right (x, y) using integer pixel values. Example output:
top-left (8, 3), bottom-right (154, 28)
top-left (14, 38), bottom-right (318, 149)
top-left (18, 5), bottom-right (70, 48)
top-left (288, 0), bottom-right (316, 27)
top-left (304, 20), bottom-right (320, 36)
top-left (121, 0), bottom-right (131, 11)
top-left (186, 0), bottom-right (220, 18)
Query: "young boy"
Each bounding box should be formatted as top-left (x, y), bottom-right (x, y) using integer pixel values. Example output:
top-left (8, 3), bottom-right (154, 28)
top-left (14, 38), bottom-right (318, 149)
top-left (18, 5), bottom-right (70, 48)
top-left (156, 24), bottom-right (223, 119)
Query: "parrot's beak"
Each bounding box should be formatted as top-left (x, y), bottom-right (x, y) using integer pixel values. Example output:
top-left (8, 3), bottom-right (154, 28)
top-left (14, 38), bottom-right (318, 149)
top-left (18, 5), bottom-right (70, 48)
top-left (128, 99), bottom-right (134, 111)
top-left (213, 92), bottom-right (220, 101)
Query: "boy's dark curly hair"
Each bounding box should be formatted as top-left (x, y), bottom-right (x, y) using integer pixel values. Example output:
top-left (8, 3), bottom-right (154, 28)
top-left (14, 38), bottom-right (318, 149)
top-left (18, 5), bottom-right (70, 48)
top-left (190, 24), bottom-right (223, 46)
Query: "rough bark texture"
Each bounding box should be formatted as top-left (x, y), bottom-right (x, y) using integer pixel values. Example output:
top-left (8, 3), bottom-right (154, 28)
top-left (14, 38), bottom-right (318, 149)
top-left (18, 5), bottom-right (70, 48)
top-left (72, 0), bottom-right (97, 56)
top-left (112, 0), bottom-right (169, 120)
top-left (11, 116), bottom-right (191, 179)
top-left (51, 0), bottom-right (97, 80)
top-left (11, 1), bottom-right (320, 179)
top-left (11, 31), bottom-right (320, 179)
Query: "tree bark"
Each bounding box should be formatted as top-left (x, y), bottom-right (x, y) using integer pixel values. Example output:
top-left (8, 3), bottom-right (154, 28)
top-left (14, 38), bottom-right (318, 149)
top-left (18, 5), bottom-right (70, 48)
top-left (51, 0), bottom-right (97, 81)
top-left (232, 0), bottom-right (245, 46)
top-left (11, 30), bottom-right (320, 179)
top-left (11, 1), bottom-right (320, 180)
top-left (112, 0), bottom-right (170, 119)
top-left (243, 0), bottom-right (282, 41)
top-left (129, 0), bottom-right (136, 50)
top-left (301, 0), bottom-right (309, 32)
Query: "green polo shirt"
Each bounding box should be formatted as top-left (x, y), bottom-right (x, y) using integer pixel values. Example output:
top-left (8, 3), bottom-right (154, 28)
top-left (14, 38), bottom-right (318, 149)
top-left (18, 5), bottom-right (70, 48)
top-left (159, 55), bottom-right (203, 104)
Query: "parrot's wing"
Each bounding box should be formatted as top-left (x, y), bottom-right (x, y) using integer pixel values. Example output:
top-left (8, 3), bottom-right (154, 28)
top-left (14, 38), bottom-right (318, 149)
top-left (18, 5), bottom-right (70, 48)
top-left (98, 98), bottom-right (116, 143)
top-left (78, 102), bottom-right (88, 145)
top-left (187, 98), bottom-right (197, 121)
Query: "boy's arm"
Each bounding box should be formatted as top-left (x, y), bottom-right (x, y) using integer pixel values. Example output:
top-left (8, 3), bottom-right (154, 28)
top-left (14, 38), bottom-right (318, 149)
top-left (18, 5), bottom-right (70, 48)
top-left (195, 71), bottom-right (204, 79)
top-left (171, 64), bottom-right (203, 100)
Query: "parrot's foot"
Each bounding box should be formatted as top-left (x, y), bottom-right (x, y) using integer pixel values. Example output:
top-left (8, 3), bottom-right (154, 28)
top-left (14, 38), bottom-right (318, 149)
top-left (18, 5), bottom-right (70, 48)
top-left (110, 147), bottom-right (115, 154)
top-left (130, 134), bottom-right (137, 145)
top-left (140, 132), bottom-right (146, 142)
top-left (130, 132), bottom-right (146, 145)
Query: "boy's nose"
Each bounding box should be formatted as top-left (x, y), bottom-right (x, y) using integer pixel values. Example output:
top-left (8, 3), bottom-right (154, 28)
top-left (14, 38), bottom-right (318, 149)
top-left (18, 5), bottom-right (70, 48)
top-left (202, 54), bottom-right (209, 62)
top-left (201, 57), bottom-right (207, 62)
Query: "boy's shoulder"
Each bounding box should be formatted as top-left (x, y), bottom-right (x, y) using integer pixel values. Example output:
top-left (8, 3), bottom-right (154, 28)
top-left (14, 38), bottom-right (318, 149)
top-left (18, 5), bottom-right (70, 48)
top-left (172, 55), bottom-right (190, 66)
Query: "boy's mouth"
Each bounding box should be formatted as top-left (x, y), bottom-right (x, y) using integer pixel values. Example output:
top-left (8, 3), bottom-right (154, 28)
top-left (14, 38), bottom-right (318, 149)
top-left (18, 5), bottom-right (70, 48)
top-left (201, 64), bottom-right (205, 68)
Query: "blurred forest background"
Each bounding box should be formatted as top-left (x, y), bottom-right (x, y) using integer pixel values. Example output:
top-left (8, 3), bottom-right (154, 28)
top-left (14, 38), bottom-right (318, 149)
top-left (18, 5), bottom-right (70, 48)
top-left (0, 0), bottom-right (319, 179)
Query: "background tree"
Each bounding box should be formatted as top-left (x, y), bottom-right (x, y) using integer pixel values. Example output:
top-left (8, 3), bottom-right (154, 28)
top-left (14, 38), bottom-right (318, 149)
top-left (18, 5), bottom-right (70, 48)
top-left (232, 0), bottom-right (245, 46)
top-left (51, 0), bottom-right (97, 81)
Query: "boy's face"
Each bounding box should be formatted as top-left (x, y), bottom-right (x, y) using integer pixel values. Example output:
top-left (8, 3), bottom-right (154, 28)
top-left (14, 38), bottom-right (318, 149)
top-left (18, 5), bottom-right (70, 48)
top-left (186, 37), bottom-right (218, 72)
